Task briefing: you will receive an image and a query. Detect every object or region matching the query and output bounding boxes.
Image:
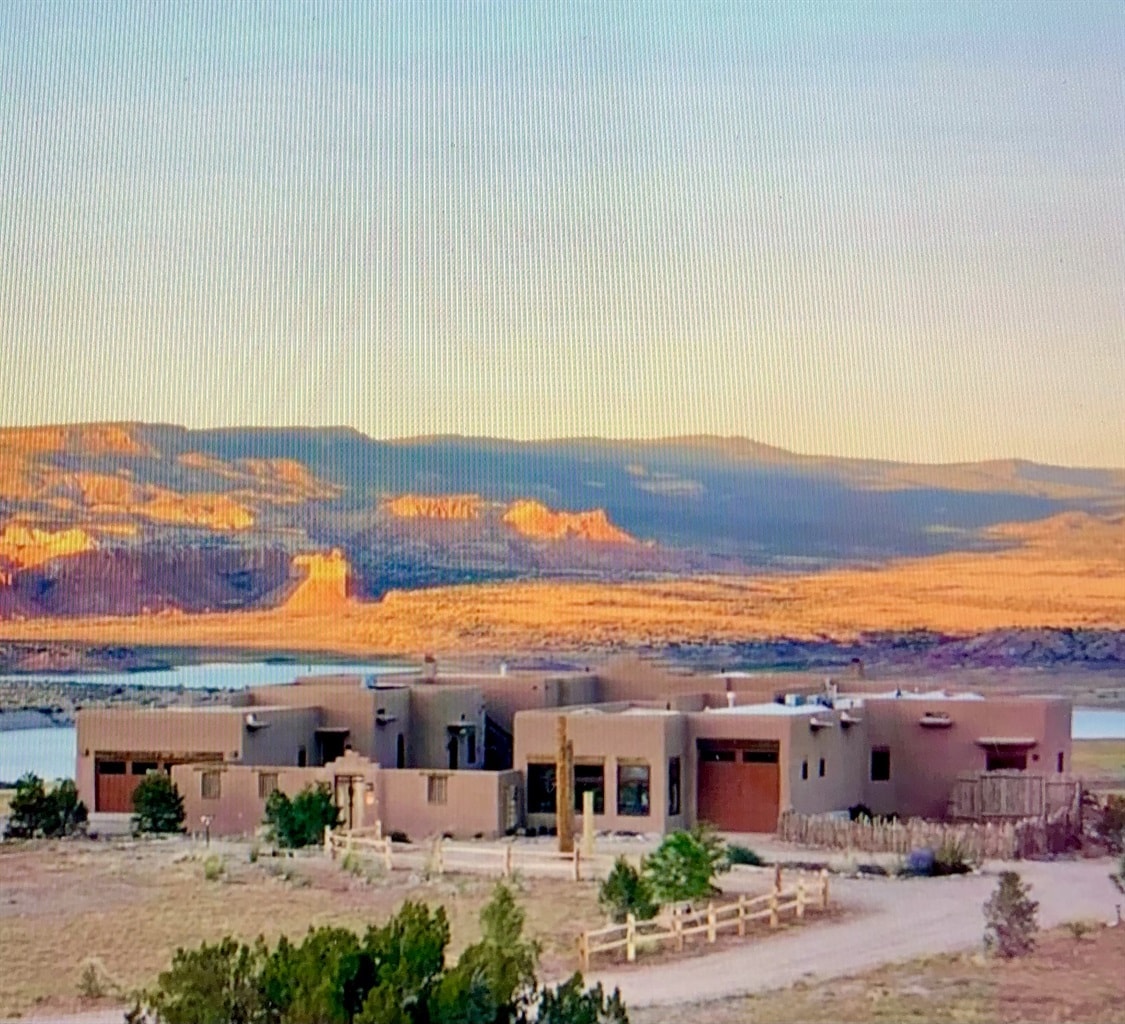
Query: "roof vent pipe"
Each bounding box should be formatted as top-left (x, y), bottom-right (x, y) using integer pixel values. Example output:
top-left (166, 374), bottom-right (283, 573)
top-left (726, 692), bottom-right (736, 709)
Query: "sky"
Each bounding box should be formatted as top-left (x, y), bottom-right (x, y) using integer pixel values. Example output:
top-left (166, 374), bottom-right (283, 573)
top-left (1, 1), bottom-right (1122, 467)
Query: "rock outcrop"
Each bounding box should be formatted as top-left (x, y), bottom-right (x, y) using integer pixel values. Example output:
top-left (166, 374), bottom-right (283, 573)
top-left (386, 494), bottom-right (484, 520)
top-left (502, 500), bottom-right (635, 544)
top-left (0, 524), bottom-right (97, 568)
top-left (279, 550), bottom-right (353, 613)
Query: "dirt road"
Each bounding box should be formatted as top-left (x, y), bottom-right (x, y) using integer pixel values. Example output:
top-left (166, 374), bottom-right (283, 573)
top-left (590, 858), bottom-right (1123, 1010)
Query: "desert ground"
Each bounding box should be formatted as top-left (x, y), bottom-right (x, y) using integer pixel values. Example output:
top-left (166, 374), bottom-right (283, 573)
top-left (629, 924), bottom-right (1125, 1024)
top-left (0, 514), bottom-right (1121, 656)
top-left (0, 836), bottom-right (603, 1018)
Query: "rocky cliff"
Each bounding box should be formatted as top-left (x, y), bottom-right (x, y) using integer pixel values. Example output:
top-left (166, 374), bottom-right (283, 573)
top-left (501, 500), bottom-right (636, 543)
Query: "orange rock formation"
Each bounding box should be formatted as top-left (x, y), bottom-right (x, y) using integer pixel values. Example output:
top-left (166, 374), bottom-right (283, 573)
top-left (0, 524), bottom-right (97, 568)
top-left (281, 550), bottom-right (353, 613)
top-left (386, 494), bottom-right (484, 519)
top-left (501, 500), bottom-right (635, 543)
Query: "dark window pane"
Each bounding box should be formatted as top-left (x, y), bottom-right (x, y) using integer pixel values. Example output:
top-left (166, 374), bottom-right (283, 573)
top-left (131, 761), bottom-right (158, 776)
top-left (668, 756), bottom-right (681, 816)
top-left (617, 763), bottom-right (650, 817)
top-left (574, 763), bottom-right (605, 815)
top-left (97, 760), bottom-right (126, 775)
top-left (743, 750), bottom-right (779, 764)
top-left (871, 748), bottom-right (891, 782)
top-left (527, 762), bottom-right (556, 814)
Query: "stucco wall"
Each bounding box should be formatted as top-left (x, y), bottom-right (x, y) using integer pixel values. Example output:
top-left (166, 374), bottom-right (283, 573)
top-left (408, 686), bottom-right (486, 770)
top-left (862, 696), bottom-right (1072, 818)
top-left (377, 769), bottom-right (522, 840)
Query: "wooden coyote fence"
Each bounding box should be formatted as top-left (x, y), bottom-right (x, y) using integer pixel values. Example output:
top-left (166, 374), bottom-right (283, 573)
top-left (777, 808), bottom-right (1076, 860)
top-left (325, 826), bottom-right (616, 881)
top-left (949, 772), bottom-right (1082, 822)
top-left (578, 868), bottom-right (830, 972)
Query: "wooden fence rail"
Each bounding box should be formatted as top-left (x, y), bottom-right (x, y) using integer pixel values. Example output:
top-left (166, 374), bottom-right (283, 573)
top-left (325, 827), bottom-right (618, 881)
top-left (577, 869), bottom-right (829, 972)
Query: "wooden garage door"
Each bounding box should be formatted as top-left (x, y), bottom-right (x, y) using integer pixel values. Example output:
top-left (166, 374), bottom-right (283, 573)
top-left (696, 741), bottom-right (780, 833)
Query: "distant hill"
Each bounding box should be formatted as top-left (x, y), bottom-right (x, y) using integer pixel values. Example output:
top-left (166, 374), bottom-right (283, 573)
top-left (1, 423), bottom-right (1122, 617)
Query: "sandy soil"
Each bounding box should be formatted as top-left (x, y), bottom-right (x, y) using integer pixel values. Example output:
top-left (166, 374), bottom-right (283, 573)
top-left (0, 524), bottom-right (1121, 655)
top-left (0, 837), bottom-right (602, 1019)
top-left (630, 923), bottom-right (1125, 1023)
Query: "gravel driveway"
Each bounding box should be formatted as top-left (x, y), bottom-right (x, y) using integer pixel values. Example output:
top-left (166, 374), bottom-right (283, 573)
top-left (590, 858), bottom-right (1123, 1009)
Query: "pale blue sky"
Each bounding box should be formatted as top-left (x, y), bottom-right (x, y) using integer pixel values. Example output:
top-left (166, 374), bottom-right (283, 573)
top-left (1, 1), bottom-right (1122, 465)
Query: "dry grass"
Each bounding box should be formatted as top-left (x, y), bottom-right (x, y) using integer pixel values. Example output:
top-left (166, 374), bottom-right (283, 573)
top-left (631, 925), bottom-right (1125, 1024)
top-left (0, 789), bottom-right (12, 817)
top-left (0, 838), bottom-right (602, 1018)
top-left (0, 520), bottom-right (1121, 655)
top-left (1073, 739), bottom-right (1125, 796)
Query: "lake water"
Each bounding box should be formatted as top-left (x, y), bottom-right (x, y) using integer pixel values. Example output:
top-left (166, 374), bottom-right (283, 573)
top-left (2, 689), bottom-right (1124, 787)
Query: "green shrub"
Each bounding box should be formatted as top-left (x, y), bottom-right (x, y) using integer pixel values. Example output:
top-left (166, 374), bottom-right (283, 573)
top-left (983, 871), bottom-right (1038, 959)
top-left (264, 783), bottom-right (340, 848)
top-left (4, 773), bottom-right (88, 839)
top-left (132, 772), bottom-right (185, 835)
top-left (726, 844), bottom-right (765, 867)
top-left (78, 958), bottom-right (117, 1000)
top-left (932, 838), bottom-right (974, 876)
top-left (248, 841), bottom-right (260, 864)
top-left (643, 824), bottom-right (730, 905)
top-left (598, 857), bottom-right (658, 923)
top-left (127, 884), bottom-right (627, 1023)
top-left (1095, 795), bottom-right (1125, 853)
top-left (203, 855), bottom-right (224, 882)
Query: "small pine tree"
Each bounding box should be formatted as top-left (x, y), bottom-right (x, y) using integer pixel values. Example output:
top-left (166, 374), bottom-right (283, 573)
top-left (264, 782), bottom-right (340, 848)
top-left (535, 974), bottom-right (630, 1024)
top-left (643, 824), bottom-right (730, 905)
top-left (132, 773), bottom-right (185, 834)
top-left (983, 870), bottom-right (1039, 958)
top-left (598, 857), bottom-right (658, 923)
top-left (4, 773), bottom-right (88, 839)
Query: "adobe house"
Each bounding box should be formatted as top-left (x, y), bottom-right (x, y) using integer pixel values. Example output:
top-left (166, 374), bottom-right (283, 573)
top-left (75, 658), bottom-right (1073, 838)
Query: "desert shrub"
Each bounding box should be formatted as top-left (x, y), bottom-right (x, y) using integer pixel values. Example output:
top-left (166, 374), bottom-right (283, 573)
top-left (983, 870), bottom-right (1039, 959)
top-left (248, 841), bottom-right (260, 864)
top-left (598, 857), bottom-right (658, 923)
top-left (932, 838), bottom-right (974, 876)
top-left (203, 855), bottom-right (225, 882)
top-left (1095, 795), bottom-right (1125, 852)
top-left (848, 803), bottom-right (874, 821)
top-left (127, 885), bottom-right (627, 1024)
top-left (4, 773), bottom-right (88, 839)
top-left (132, 772), bottom-right (185, 834)
top-left (726, 844), bottom-right (765, 867)
top-left (264, 782), bottom-right (339, 848)
top-left (535, 975), bottom-right (630, 1024)
top-left (643, 824), bottom-right (730, 904)
top-left (78, 957), bottom-right (118, 1000)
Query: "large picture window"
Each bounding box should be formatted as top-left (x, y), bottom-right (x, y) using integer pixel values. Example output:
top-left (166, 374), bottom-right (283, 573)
top-left (617, 762), bottom-right (650, 817)
top-left (574, 762), bottom-right (605, 815)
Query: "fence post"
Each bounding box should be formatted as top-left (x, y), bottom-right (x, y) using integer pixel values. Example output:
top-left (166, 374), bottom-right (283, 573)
top-left (796, 878), bottom-right (806, 920)
top-left (707, 901), bottom-right (716, 943)
top-left (577, 932), bottom-right (589, 973)
top-left (820, 868), bottom-right (829, 910)
top-left (573, 847), bottom-right (582, 882)
top-left (383, 837), bottom-right (392, 873)
top-left (324, 825), bottom-right (333, 859)
top-left (737, 893), bottom-right (746, 937)
top-left (374, 818), bottom-right (382, 840)
top-left (769, 889), bottom-right (779, 929)
top-left (504, 842), bottom-right (514, 878)
top-left (674, 912), bottom-right (684, 952)
top-left (626, 913), bottom-right (636, 962)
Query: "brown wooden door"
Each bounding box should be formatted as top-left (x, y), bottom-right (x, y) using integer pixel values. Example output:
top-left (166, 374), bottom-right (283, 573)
top-left (94, 760), bottom-right (134, 812)
top-left (696, 743), bottom-right (780, 833)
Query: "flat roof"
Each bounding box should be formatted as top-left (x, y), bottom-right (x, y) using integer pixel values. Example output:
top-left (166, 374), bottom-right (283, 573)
top-left (705, 703), bottom-right (826, 717)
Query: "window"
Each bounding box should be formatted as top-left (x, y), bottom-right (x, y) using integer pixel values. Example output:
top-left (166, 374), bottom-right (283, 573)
top-left (800, 760), bottom-right (808, 781)
top-left (467, 728), bottom-right (476, 764)
top-left (574, 762), bottom-right (605, 815)
top-left (986, 751), bottom-right (1027, 772)
top-left (527, 762), bottom-right (556, 814)
top-left (743, 749), bottom-right (779, 764)
top-left (258, 772), bottom-right (279, 799)
top-left (701, 749), bottom-right (736, 763)
top-left (818, 758), bottom-right (826, 778)
top-left (97, 760), bottom-right (126, 775)
top-left (668, 756), bottom-right (681, 816)
top-left (131, 761), bottom-right (158, 776)
top-left (1057, 752), bottom-right (1064, 774)
top-left (617, 763), bottom-right (650, 817)
top-left (870, 747), bottom-right (891, 782)
top-left (427, 774), bottom-right (448, 805)
top-left (297, 746), bottom-right (307, 768)
top-left (397, 734), bottom-right (406, 768)
top-left (201, 770), bottom-right (221, 800)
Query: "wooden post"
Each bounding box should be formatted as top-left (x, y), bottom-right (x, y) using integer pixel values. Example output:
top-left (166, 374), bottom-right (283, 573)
top-left (374, 818), bottom-right (382, 840)
top-left (556, 716), bottom-right (574, 854)
top-left (578, 932), bottom-right (589, 973)
top-left (626, 913), bottom-right (636, 962)
top-left (707, 901), bottom-right (716, 943)
top-left (674, 913), bottom-right (684, 952)
top-left (769, 889), bottom-right (779, 928)
top-left (582, 789), bottom-right (595, 858)
top-left (504, 842), bottom-right (514, 878)
top-left (820, 868), bottom-right (829, 910)
top-left (573, 847), bottom-right (582, 882)
top-left (324, 825), bottom-right (333, 859)
top-left (737, 893), bottom-right (746, 937)
top-left (383, 837), bottom-right (392, 873)
top-left (796, 878), bottom-right (806, 919)
top-left (774, 863), bottom-right (782, 894)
